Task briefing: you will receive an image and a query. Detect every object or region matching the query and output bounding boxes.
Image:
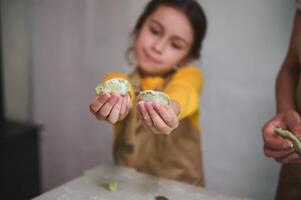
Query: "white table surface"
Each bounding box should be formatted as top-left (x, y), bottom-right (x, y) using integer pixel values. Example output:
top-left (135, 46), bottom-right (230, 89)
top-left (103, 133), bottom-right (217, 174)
top-left (33, 164), bottom-right (251, 200)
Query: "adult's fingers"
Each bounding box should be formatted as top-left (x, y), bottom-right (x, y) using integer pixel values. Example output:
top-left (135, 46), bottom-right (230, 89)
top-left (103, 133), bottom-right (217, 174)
top-left (286, 113), bottom-right (301, 139)
top-left (275, 152), bottom-right (301, 164)
top-left (263, 146), bottom-right (295, 159)
top-left (89, 93), bottom-right (111, 114)
top-left (262, 120), bottom-right (293, 150)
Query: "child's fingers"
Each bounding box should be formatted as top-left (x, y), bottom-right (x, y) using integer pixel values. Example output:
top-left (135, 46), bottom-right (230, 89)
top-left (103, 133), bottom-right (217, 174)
top-left (118, 94), bottom-right (131, 121)
top-left (145, 102), bottom-right (169, 134)
top-left (137, 101), bottom-right (153, 129)
top-left (126, 94), bottom-right (131, 113)
top-left (119, 95), bottom-right (128, 120)
top-left (89, 93), bottom-right (111, 114)
top-left (153, 103), bottom-right (178, 128)
top-left (107, 96), bottom-right (123, 124)
top-left (97, 93), bottom-right (119, 119)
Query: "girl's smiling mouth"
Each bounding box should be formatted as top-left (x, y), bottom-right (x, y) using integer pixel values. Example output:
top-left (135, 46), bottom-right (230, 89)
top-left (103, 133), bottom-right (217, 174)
top-left (143, 49), bottom-right (161, 64)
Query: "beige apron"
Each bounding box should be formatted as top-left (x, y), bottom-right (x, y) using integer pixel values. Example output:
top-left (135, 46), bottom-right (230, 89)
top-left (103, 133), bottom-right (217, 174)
top-left (276, 18), bottom-right (301, 200)
top-left (113, 71), bottom-right (205, 186)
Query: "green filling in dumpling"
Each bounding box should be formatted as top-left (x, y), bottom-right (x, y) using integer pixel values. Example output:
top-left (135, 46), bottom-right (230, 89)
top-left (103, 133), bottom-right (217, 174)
top-left (95, 78), bottom-right (131, 95)
top-left (138, 90), bottom-right (170, 105)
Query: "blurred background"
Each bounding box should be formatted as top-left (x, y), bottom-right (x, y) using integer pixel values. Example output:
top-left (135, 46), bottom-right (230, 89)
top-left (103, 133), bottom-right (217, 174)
top-left (0, 0), bottom-right (297, 199)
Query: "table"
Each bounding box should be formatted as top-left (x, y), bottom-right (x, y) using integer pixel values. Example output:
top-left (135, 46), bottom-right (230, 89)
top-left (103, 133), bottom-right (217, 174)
top-left (33, 164), bottom-right (250, 200)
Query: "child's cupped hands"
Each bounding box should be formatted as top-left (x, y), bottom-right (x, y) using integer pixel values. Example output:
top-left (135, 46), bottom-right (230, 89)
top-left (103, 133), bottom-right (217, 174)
top-left (137, 101), bottom-right (179, 134)
top-left (90, 92), bottom-right (131, 124)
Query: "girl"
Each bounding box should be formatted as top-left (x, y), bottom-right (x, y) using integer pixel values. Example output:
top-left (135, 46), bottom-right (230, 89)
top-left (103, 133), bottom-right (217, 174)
top-left (90, 0), bottom-right (207, 186)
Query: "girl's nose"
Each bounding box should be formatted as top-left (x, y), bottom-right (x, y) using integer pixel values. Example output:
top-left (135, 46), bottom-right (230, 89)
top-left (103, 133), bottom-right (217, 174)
top-left (152, 38), bottom-right (167, 54)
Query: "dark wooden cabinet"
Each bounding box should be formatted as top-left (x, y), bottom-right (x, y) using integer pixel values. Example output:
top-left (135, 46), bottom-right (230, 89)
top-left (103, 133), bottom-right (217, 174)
top-left (0, 120), bottom-right (41, 200)
top-left (0, 2), bottom-right (40, 199)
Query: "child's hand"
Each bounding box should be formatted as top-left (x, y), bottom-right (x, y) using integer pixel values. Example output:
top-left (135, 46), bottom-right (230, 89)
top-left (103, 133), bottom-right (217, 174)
top-left (262, 110), bottom-right (301, 164)
top-left (137, 101), bottom-right (179, 134)
top-left (90, 92), bottom-right (131, 124)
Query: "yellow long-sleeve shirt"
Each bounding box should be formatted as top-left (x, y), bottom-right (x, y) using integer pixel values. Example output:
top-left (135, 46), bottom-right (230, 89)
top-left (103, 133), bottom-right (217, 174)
top-left (101, 66), bottom-right (204, 131)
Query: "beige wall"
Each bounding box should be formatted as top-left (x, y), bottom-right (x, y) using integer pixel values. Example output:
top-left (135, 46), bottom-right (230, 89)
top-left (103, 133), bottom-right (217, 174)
top-left (30, 0), bottom-right (150, 191)
top-left (2, 0), bottom-right (31, 121)
top-left (200, 1), bottom-right (296, 199)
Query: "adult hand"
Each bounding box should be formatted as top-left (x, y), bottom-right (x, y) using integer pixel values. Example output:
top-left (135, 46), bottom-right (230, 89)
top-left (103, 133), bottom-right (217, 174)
top-left (262, 110), bottom-right (301, 163)
top-left (89, 92), bottom-right (131, 124)
top-left (137, 101), bottom-right (179, 134)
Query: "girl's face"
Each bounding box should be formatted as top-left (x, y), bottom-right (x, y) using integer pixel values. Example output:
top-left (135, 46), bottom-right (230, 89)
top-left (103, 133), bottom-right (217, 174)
top-left (134, 6), bottom-right (194, 76)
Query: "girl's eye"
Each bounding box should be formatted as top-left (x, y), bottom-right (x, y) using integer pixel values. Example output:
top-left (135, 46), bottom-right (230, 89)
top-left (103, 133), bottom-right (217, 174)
top-left (171, 42), bottom-right (181, 50)
top-left (149, 27), bottom-right (160, 36)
